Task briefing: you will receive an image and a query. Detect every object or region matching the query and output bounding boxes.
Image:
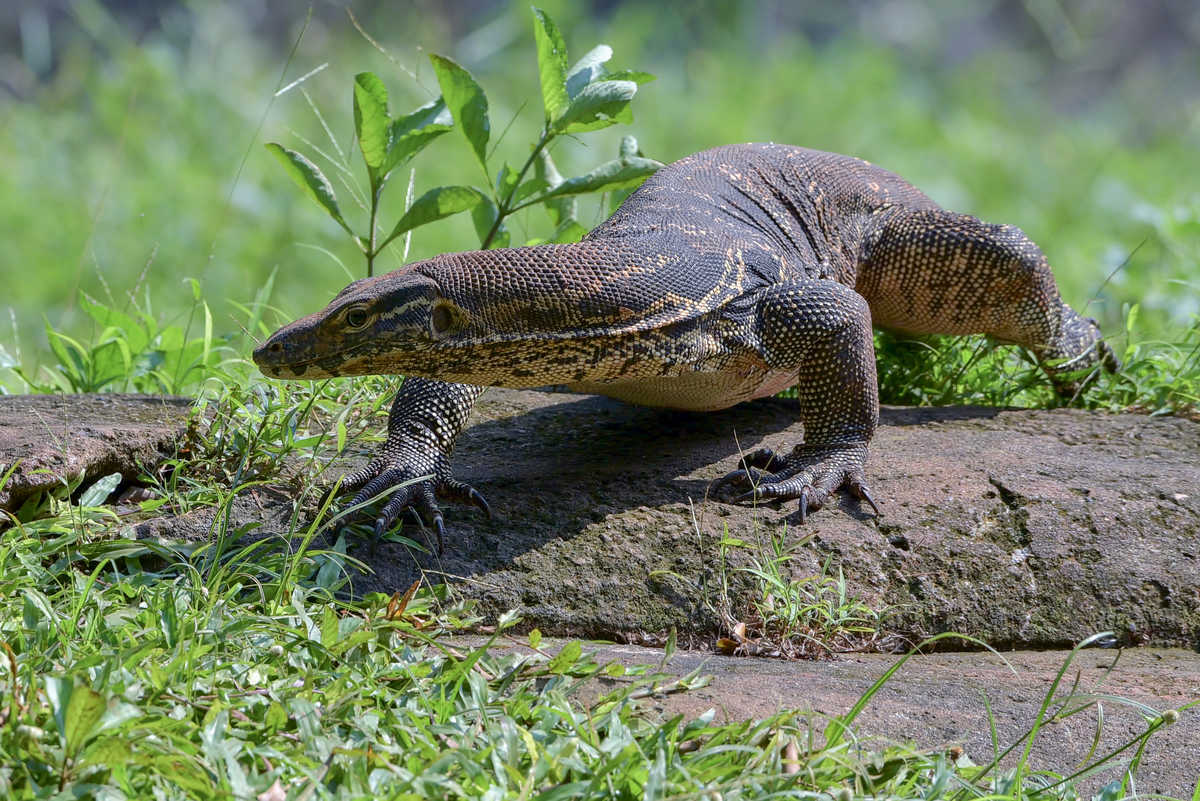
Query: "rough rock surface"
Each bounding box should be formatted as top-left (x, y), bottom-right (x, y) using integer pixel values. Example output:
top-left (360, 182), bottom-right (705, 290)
top-left (125, 387), bottom-right (1200, 649)
top-left (0, 394), bottom-right (193, 512)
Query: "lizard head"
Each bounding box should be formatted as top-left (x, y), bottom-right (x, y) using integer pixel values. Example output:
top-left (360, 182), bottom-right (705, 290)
top-left (253, 269), bottom-right (472, 380)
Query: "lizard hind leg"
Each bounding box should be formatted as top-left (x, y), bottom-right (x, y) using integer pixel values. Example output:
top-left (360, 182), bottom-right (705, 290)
top-left (1037, 303), bottom-right (1121, 398)
top-left (858, 208), bottom-right (1120, 396)
top-left (712, 279), bottom-right (881, 520)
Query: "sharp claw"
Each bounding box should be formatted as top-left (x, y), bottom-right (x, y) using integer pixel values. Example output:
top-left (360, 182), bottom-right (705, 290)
top-left (798, 490), bottom-right (809, 524)
top-left (469, 488), bottom-right (492, 519)
top-left (373, 516), bottom-right (388, 539)
top-left (433, 515), bottom-right (446, 554)
top-left (854, 484), bottom-right (881, 517)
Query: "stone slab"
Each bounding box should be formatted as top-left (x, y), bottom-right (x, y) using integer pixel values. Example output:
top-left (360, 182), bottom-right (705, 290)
top-left (130, 388), bottom-right (1200, 648)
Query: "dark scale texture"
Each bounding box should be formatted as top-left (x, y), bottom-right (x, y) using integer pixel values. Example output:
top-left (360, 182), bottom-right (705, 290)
top-left (255, 143), bottom-right (1117, 536)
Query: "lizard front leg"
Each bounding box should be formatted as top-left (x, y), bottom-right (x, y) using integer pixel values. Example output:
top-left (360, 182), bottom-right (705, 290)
top-left (713, 279), bottom-right (880, 520)
top-left (337, 378), bottom-right (489, 550)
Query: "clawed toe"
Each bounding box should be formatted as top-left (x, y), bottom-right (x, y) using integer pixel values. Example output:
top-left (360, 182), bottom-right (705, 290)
top-left (850, 481), bottom-right (881, 517)
top-left (712, 441), bottom-right (877, 523)
top-left (328, 462), bottom-right (490, 553)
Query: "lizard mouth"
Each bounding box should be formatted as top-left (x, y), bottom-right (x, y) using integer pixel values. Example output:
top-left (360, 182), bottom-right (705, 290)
top-left (253, 340), bottom-right (367, 378)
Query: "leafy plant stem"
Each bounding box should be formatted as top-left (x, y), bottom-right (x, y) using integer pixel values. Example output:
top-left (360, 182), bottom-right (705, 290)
top-left (367, 183), bottom-right (381, 277)
top-left (481, 128), bottom-right (553, 249)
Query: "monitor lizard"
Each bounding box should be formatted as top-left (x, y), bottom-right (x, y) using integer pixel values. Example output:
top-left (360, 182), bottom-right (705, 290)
top-left (254, 143), bottom-right (1118, 548)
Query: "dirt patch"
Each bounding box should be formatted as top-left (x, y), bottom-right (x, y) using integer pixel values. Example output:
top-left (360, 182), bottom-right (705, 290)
top-left (113, 387), bottom-right (1200, 649)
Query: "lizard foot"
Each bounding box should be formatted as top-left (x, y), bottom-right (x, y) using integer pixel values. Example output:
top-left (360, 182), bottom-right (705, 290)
top-left (711, 442), bottom-right (879, 523)
top-left (332, 458), bottom-right (491, 553)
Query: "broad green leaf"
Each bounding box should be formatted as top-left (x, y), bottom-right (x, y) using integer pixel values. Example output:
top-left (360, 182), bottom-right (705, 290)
top-left (554, 80), bottom-right (637, 134)
top-left (494, 162), bottom-right (518, 199)
top-left (471, 196), bottom-right (510, 249)
top-left (430, 54), bottom-right (490, 177)
top-left (44, 323), bottom-right (87, 389)
top-left (353, 72), bottom-right (391, 177)
top-left (382, 98), bottom-right (453, 175)
top-left (45, 675), bottom-right (73, 739)
top-left (320, 605), bottom-right (338, 649)
top-left (64, 685), bottom-right (107, 756)
top-left (80, 736), bottom-right (132, 769)
top-left (545, 640), bottom-right (583, 674)
top-left (381, 185), bottom-right (485, 248)
top-left (79, 472), bottom-right (122, 508)
top-left (532, 7), bottom-right (570, 124)
top-left (565, 44), bottom-right (612, 98)
top-left (79, 292), bottom-right (149, 354)
top-left (89, 338), bottom-right (129, 390)
top-left (265, 144), bottom-right (354, 235)
top-left (541, 156), bottom-right (662, 199)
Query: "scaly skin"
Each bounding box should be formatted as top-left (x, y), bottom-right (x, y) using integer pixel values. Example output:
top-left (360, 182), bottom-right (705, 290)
top-left (255, 143), bottom-right (1118, 543)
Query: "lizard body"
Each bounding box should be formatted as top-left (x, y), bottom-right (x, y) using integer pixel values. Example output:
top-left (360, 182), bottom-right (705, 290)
top-left (255, 143), bottom-right (1117, 541)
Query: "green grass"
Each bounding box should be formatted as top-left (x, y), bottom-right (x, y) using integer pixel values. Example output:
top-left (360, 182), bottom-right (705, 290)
top-left (0, 479), bottom-right (1193, 798)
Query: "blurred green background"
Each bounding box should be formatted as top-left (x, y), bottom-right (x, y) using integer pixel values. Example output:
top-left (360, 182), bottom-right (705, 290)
top-left (1, 0), bottom-right (1197, 381)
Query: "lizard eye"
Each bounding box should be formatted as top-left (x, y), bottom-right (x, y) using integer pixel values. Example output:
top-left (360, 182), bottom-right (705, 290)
top-left (431, 303), bottom-right (454, 335)
top-left (344, 306), bottom-right (371, 330)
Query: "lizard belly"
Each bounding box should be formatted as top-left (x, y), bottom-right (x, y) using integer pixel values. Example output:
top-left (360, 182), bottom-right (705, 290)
top-left (567, 368), bottom-right (795, 411)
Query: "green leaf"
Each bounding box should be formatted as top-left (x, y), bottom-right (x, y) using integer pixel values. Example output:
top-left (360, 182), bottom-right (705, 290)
top-left (79, 292), bottom-right (149, 354)
top-left (604, 69), bottom-right (656, 85)
top-left (532, 7), bottom-right (570, 124)
top-left (65, 685), bottom-right (107, 756)
top-left (265, 144), bottom-right (354, 236)
top-left (430, 54), bottom-right (490, 177)
top-left (565, 44), bottom-right (612, 98)
top-left (79, 472), bottom-right (122, 508)
top-left (80, 736), bottom-right (132, 770)
top-left (471, 196), bottom-right (510, 249)
top-left (353, 72), bottom-right (390, 177)
top-left (545, 640), bottom-right (583, 674)
top-left (554, 80), bottom-right (637, 134)
top-left (513, 177), bottom-right (549, 205)
top-left (380, 186), bottom-right (485, 249)
top-left (540, 156), bottom-right (662, 199)
top-left (320, 605), bottom-right (338, 649)
top-left (382, 97), bottom-right (454, 176)
top-left (494, 161), bottom-right (518, 199)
